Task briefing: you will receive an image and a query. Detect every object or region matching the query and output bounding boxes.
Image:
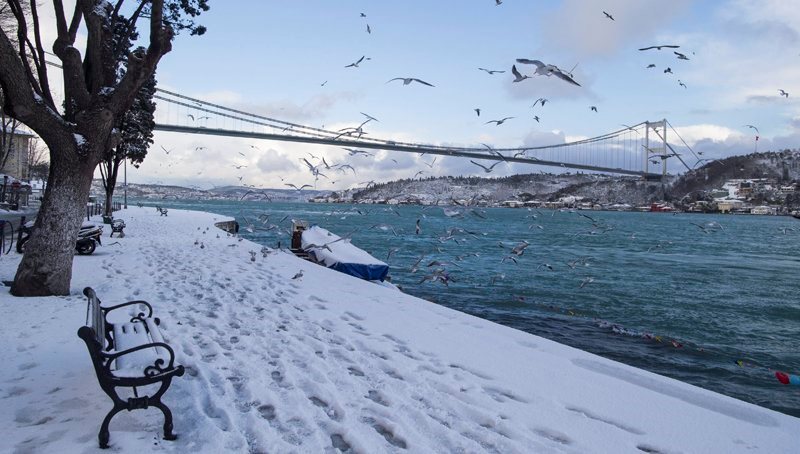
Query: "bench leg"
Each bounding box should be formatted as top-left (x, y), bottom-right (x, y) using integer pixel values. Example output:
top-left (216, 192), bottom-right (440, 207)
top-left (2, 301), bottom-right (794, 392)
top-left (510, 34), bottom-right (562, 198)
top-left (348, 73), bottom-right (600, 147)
top-left (153, 401), bottom-right (178, 441)
top-left (99, 405), bottom-right (124, 449)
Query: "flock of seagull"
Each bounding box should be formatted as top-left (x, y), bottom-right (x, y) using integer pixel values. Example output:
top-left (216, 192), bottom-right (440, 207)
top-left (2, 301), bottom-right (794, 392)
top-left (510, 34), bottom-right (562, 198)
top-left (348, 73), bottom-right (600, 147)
top-left (156, 6), bottom-right (792, 191)
top-left (237, 197), bottom-right (795, 295)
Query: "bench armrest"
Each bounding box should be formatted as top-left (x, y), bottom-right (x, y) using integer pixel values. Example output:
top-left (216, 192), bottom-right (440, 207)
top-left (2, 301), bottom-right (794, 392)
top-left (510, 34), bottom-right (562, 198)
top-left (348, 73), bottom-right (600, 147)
top-left (102, 341), bottom-right (179, 377)
top-left (103, 300), bottom-right (154, 322)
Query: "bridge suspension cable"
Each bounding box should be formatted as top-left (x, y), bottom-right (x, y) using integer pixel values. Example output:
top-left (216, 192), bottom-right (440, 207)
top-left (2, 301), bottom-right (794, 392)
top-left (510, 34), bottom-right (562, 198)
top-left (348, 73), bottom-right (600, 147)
top-left (153, 88), bottom-right (663, 178)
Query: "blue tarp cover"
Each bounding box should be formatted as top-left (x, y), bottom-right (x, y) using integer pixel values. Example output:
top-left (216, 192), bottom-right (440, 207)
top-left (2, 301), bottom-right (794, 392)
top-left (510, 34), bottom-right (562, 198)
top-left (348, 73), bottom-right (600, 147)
top-left (301, 225), bottom-right (389, 281)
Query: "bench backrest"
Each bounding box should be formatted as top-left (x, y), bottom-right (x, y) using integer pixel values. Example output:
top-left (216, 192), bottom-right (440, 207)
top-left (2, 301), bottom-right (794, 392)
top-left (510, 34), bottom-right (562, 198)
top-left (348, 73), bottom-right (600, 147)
top-left (83, 287), bottom-right (106, 347)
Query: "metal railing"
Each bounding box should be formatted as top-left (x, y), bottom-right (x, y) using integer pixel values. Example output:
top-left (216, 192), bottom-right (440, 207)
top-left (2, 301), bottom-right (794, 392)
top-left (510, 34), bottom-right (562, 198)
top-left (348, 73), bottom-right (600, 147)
top-left (86, 202), bottom-right (121, 221)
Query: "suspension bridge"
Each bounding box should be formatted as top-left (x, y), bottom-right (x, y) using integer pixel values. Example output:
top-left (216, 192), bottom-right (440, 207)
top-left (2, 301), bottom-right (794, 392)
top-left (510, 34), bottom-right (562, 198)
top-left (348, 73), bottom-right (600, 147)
top-left (149, 88), bottom-right (695, 180)
top-left (41, 54), bottom-right (698, 181)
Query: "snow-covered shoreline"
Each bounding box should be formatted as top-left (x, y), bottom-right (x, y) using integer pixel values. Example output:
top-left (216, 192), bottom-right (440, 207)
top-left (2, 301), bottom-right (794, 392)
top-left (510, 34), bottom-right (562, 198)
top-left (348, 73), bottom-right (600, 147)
top-left (1, 206), bottom-right (797, 453)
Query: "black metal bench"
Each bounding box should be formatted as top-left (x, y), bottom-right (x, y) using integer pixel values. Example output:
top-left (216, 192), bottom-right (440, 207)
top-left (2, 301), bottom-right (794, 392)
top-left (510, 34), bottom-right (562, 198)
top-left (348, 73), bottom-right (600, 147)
top-left (78, 287), bottom-right (184, 449)
top-left (110, 219), bottom-right (126, 238)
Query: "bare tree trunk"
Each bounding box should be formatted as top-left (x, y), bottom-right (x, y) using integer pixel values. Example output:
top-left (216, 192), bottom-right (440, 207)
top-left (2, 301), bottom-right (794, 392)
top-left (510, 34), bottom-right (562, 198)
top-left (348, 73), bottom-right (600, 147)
top-left (101, 152), bottom-right (120, 218)
top-left (10, 139), bottom-right (94, 296)
top-left (104, 172), bottom-right (116, 217)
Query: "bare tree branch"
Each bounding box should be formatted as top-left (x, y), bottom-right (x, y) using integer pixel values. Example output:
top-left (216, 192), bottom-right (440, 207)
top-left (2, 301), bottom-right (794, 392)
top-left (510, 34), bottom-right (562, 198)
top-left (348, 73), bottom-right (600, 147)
top-left (28, 1), bottom-right (56, 109)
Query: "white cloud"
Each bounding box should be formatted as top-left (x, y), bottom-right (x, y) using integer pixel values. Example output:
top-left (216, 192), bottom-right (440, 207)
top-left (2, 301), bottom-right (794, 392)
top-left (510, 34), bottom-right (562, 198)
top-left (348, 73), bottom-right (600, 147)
top-left (671, 124), bottom-right (741, 144)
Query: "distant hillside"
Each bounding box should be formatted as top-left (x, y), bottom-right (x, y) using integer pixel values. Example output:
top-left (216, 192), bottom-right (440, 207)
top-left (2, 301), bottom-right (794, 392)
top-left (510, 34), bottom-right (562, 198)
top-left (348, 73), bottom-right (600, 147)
top-left (90, 181), bottom-right (327, 202)
top-left (669, 149), bottom-right (800, 198)
top-left (346, 173), bottom-right (667, 206)
top-left (338, 150), bottom-right (800, 207)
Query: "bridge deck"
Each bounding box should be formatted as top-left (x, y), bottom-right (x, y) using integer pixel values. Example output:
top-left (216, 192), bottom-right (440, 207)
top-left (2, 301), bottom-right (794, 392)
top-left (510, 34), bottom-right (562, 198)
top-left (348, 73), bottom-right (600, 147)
top-left (154, 124), bottom-right (661, 179)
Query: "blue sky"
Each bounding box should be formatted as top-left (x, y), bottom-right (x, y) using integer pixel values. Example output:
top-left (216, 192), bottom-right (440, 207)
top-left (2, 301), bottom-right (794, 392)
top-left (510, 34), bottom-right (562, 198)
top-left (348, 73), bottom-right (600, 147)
top-left (42, 1), bottom-right (800, 189)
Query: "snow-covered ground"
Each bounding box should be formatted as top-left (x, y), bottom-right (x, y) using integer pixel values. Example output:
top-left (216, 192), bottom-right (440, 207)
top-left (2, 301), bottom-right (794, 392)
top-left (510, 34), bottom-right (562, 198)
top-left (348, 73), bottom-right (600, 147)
top-left (1, 206), bottom-right (797, 453)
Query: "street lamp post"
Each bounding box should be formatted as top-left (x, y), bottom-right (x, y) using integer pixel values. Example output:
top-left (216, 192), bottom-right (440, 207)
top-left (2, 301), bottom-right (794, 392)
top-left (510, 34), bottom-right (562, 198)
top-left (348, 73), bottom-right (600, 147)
top-left (124, 156), bottom-right (128, 209)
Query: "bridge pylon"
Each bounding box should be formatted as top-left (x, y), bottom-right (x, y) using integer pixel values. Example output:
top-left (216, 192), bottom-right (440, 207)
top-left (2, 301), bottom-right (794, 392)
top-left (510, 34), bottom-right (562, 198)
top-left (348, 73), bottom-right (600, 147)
top-left (643, 119), bottom-right (668, 180)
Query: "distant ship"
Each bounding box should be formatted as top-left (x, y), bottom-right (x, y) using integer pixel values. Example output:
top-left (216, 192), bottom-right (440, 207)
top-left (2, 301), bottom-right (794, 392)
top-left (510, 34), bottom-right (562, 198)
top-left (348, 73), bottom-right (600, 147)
top-left (792, 211), bottom-right (800, 220)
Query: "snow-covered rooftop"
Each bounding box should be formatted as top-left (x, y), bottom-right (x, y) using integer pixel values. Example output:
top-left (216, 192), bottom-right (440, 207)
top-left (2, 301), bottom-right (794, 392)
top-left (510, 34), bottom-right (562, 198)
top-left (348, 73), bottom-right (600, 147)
top-left (0, 206), bottom-right (797, 452)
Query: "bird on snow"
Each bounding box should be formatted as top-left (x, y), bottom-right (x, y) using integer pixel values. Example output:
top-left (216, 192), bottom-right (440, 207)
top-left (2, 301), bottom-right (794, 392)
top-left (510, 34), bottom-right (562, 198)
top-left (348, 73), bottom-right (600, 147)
top-left (291, 270), bottom-right (304, 280)
top-left (387, 77), bottom-right (434, 87)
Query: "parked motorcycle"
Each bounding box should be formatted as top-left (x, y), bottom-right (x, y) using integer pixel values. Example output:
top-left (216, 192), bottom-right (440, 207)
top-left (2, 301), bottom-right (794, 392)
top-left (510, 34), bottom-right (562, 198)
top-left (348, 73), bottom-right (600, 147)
top-left (17, 220), bottom-right (103, 255)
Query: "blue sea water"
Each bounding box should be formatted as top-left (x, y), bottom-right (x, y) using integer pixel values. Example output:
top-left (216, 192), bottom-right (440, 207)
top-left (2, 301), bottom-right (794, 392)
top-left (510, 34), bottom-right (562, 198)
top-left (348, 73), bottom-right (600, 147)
top-left (141, 199), bottom-right (800, 417)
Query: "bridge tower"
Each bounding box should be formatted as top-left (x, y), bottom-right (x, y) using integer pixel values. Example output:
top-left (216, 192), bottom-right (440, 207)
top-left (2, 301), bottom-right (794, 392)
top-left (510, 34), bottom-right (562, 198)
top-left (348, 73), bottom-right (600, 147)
top-left (643, 119), bottom-right (668, 180)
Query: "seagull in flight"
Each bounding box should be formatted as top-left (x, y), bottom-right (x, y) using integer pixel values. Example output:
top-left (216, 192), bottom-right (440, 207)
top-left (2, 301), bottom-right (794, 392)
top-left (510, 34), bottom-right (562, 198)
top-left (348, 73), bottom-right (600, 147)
top-left (639, 45), bottom-right (680, 51)
top-left (590, 106), bottom-right (598, 112)
top-left (478, 67), bottom-right (505, 74)
top-left (474, 108), bottom-right (481, 117)
top-left (778, 89), bottom-right (789, 98)
top-left (664, 67), bottom-right (673, 74)
top-left (678, 80), bottom-right (687, 88)
top-left (532, 97), bottom-right (548, 108)
top-left (646, 64), bottom-right (656, 68)
top-left (345, 56), bottom-right (366, 68)
top-left (511, 65), bottom-right (530, 82)
top-left (481, 143), bottom-right (508, 161)
top-left (470, 160), bottom-right (502, 173)
top-left (285, 183), bottom-right (313, 191)
top-left (674, 51), bottom-right (690, 60)
top-left (361, 112), bottom-right (380, 122)
top-left (744, 124), bottom-right (760, 134)
top-left (387, 77), bottom-right (434, 87)
top-left (485, 116), bottom-right (514, 126)
top-left (603, 11), bottom-right (614, 20)
top-left (516, 59), bottom-right (581, 86)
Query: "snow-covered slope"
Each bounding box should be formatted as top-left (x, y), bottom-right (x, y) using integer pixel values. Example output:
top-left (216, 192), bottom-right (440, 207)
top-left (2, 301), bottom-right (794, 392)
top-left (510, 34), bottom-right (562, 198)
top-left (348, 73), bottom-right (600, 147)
top-left (0, 207), bottom-right (797, 453)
